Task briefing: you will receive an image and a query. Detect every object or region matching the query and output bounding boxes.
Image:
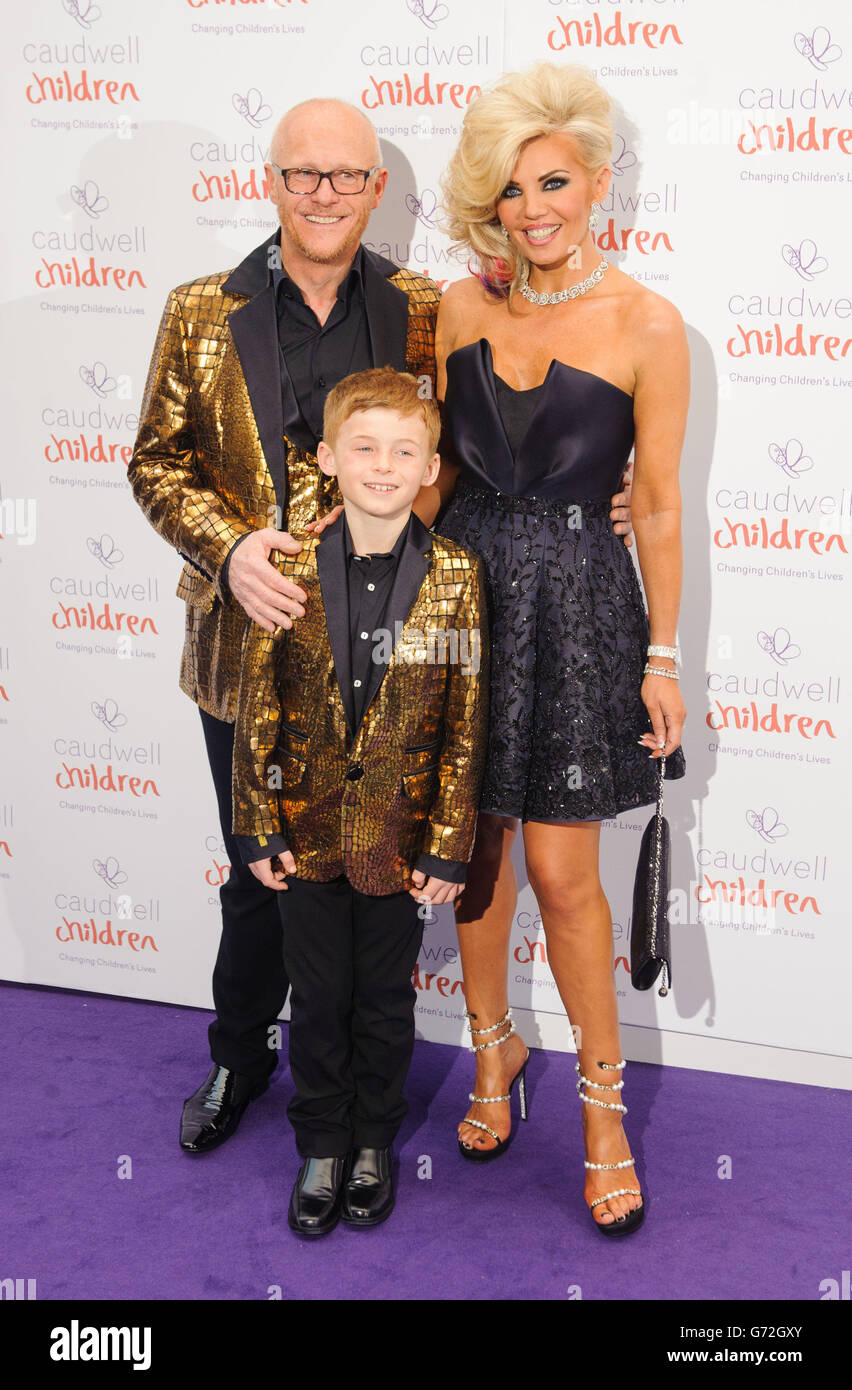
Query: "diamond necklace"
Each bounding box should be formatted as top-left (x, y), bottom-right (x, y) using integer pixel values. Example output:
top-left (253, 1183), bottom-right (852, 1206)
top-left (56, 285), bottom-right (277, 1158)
top-left (519, 257), bottom-right (609, 306)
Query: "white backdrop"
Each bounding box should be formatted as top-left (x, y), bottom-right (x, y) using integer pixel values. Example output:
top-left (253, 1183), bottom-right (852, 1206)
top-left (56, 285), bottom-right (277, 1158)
top-left (1, 0), bottom-right (849, 1089)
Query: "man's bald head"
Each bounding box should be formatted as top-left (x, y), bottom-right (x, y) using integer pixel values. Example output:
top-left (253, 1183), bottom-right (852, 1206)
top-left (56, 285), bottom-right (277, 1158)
top-left (264, 98), bottom-right (387, 273)
top-left (270, 99), bottom-right (381, 168)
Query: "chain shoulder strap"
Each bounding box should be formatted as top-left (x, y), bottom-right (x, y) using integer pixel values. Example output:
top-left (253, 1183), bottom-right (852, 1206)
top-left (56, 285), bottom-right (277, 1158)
top-left (649, 754), bottom-right (668, 997)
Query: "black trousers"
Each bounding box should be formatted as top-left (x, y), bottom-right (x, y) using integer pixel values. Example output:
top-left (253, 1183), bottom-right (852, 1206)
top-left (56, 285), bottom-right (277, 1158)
top-left (199, 706), bottom-right (290, 1081)
top-left (280, 875), bottom-right (424, 1158)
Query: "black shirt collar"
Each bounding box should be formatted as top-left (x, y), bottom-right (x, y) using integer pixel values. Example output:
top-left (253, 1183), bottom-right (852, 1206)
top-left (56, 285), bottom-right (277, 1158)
top-left (343, 510), bottom-right (411, 563)
top-left (272, 236), bottom-right (366, 309)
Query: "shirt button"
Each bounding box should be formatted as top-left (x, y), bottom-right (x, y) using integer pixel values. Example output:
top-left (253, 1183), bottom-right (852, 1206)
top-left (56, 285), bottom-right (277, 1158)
top-left (360, 631), bottom-right (368, 640)
top-left (317, 376), bottom-right (326, 388)
top-left (353, 679), bottom-right (362, 688)
top-left (367, 583), bottom-right (375, 591)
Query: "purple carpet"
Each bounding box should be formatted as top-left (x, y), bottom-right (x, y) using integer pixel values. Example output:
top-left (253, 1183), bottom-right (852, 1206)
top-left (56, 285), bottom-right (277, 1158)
top-left (1, 981), bottom-right (847, 1301)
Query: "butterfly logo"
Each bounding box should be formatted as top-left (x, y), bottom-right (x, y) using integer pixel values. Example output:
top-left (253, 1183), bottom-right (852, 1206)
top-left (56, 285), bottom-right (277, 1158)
top-left (70, 180), bottom-right (109, 219)
top-left (63, 0), bottom-right (102, 29)
top-left (232, 89), bottom-right (272, 128)
top-left (407, 0), bottom-right (449, 27)
top-left (745, 807), bottom-right (789, 844)
top-left (90, 698), bottom-right (127, 731)
top-left (794, 26), bottom-right (841, 71)
top-left (87, 534), bottom-right (125, 569)
top-left (768, 439), bottom-right (813, 479)
top-left (79, 361), bottom-right (116, 398)
top-left (610, 135), bottom-right (637, 177)
top-left (757, 627), bottom-right (801, 666)
top-left (405, 188), bottom-right (438, 228)
top-left (781, 238), bottom-right (828, 281)
top-left (92, 855), bottom-right (128, 888)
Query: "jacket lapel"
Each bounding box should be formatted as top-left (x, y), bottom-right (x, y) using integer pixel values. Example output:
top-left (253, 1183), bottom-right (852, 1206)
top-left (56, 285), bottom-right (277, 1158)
top-left (223, 234), bottom-right (287, 516)
top-left (363, 248), bottom-right (409, 370)
top-left (359, 514), bottom-right (432, 724)
top-left (315, 514), bottom-right (355, 737)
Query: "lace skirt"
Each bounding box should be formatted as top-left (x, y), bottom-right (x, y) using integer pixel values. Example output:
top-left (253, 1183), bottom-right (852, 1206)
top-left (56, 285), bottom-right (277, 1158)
top-left (436, 480), bottom-right (686, 821)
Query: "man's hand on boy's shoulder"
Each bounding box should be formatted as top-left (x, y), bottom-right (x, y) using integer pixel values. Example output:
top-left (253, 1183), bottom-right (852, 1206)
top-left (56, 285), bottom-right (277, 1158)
top-left (409, 869), bottom-right (464, 907)
top-left (248, 850), bottom-right (297, 891)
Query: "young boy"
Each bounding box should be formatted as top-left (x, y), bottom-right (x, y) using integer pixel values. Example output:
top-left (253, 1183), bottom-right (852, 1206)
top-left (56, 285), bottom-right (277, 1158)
top-left (230, 367), bottom-right (488, 1236)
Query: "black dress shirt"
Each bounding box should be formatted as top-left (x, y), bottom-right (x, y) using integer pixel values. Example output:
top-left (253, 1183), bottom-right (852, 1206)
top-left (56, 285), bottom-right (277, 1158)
top-left (273, 243), bottom-right (372, 452)
top-left (219, 242), bottom-right (373, 591)
top-left (344, 513), bottom-right (408, 729)
top-left (234, 512), bottom-right (466, 885)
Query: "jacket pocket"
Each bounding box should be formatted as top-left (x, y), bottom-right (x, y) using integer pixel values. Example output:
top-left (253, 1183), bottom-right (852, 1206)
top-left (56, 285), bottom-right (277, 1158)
top-left (401, 765), bottom-right (438, 803)
top-left (271, 749), bottom-right (307, 788)
top-left (176, 562), bottom-right (217, 613)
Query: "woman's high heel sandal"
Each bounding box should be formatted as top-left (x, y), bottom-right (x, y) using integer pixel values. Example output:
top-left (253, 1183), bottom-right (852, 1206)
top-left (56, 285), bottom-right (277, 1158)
top-left (576, 1058), bottom-right (645, 1236)
top-left (458, 1008), bottom-right (531, 1163)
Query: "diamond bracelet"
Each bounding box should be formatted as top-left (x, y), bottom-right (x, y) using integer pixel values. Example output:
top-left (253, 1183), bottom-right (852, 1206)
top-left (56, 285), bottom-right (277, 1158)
top-left (644, 663), bottom-right (679, 680)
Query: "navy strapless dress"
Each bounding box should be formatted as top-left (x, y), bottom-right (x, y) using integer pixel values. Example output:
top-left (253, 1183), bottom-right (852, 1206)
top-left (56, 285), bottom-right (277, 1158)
top-left (436, 337), bottom-right (685, 821)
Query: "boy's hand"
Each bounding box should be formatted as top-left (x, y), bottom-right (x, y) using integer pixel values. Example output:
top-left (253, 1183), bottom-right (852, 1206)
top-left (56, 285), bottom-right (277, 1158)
top-left (408, 869), bottom-right (464, 907)
top-left (304, 504), bottom-right (344, 536)
top-left (248, 851), bottom-right (297, 891)
top-left (610, 461), bottom-right (634, 548)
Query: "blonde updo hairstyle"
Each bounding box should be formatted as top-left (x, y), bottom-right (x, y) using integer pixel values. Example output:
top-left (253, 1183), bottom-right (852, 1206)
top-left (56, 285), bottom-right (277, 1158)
top-left (441, 62), bottom-right (614, 299)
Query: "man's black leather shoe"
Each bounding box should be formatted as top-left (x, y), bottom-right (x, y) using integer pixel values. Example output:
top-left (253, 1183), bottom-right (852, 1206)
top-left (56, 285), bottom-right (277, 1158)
top-left (341, 1146), bottom-right (395, 1227)
top-left (288, 1156), bottom-right (350, 1238)
top-left (179, 1063), bottom-right (270, 1154)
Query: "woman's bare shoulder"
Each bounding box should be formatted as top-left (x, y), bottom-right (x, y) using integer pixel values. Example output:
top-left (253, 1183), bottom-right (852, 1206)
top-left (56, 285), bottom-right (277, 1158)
top-left (437, 275), bottom-right (494, 352)
top-left (616, 272), bottom-right (685, 340)
top-left (440, 274), bottom-right (491, 316)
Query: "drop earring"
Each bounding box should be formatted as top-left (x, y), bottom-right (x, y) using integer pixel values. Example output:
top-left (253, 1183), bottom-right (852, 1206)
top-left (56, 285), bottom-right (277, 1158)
top-left (588, 202), bottom-right (600, 233)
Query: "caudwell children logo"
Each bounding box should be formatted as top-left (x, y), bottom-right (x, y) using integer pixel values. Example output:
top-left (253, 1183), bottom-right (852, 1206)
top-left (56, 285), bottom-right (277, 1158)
top-left (79, 361), bottom-right (116, 398)
top-left (794, 25), bottom-right (841, 72)
top-left (769, 439), bottom-right (813, 480)
top-left (87, 534), bottom-right (124, 569)
top-left (407, 0), bottom-right (449, 29)
top-left (746, 807), bottom-right (788, 844)
top-left (736, 26), bottom-right (851, 156)
top-left (70, 180), bottom-right (108, 219)
top-left (232, 88), bottom-right (271, 127)
top-left (757, 626), bottom-right (801, 666)
top-left (53, 698), bottom-right (162, 801)
top-left (55, 855), bottom-right (160, 955)
top-left (782, 239), bottom-right (828, 282)
top-left (63, 0), bottom-right (102, 30)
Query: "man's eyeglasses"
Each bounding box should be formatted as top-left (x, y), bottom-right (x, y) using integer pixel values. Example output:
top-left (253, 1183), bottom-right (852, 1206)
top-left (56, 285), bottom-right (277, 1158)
top-left (270, 165), bottom-right (380, 195)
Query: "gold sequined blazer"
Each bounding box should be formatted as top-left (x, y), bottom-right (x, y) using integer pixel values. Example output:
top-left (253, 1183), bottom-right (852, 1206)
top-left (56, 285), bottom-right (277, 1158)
top-left (231, 512), bottom-right (489, 895)
top-left (127, 233), bottom-right (440, 722)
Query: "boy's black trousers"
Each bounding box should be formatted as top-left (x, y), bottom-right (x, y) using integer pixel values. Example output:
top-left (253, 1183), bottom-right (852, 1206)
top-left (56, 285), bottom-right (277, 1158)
top-left (279, 874), bottom-right (425, 1158)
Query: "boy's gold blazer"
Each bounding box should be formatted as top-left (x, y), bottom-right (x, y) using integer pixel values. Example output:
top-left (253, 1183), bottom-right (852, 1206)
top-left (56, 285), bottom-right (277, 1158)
top-left (231, 513), bottom-right (489, 896)
top-left (127, 233), bottom-right (440, 723)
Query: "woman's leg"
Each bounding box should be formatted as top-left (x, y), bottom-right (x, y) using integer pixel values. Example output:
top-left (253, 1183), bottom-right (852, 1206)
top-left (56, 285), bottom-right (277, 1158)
top-left (454, 812), bottom-right (529, 1152)
top-left (523, 820), bottom-right (642, 1227)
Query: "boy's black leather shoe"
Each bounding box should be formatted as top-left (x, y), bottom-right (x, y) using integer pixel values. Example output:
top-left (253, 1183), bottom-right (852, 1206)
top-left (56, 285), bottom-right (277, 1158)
top-left (288, 1156), bottom-right (350, 1237)
top-left (341, 1146), bottom-right (395, 1227)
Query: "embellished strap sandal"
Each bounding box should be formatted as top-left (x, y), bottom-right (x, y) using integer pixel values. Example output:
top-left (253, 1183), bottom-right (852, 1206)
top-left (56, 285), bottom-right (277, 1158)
top-left (458, 1008), bottom-right (530, 1163)
top-left (576, 1057), bottom-right (645, 1236)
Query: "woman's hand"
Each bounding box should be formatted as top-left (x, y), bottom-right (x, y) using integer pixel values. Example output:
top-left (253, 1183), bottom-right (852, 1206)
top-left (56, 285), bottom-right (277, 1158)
top-left (304, 504), bottom-right (344, 536)
top-left (639, 672), bottom-right (686, 758)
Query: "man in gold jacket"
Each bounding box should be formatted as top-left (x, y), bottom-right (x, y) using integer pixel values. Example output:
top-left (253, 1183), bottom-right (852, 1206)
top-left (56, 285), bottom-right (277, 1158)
top-left (128, 99), bottom-right (442, 1155)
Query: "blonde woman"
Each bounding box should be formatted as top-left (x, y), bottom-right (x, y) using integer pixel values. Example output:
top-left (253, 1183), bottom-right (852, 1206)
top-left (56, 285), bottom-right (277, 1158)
top-left (431, 63), bottom-right (688, 1234)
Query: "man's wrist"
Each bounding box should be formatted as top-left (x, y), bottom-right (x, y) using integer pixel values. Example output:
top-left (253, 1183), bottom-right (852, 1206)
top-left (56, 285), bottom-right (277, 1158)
top-left (221, 532), bottom-right (253, 593)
